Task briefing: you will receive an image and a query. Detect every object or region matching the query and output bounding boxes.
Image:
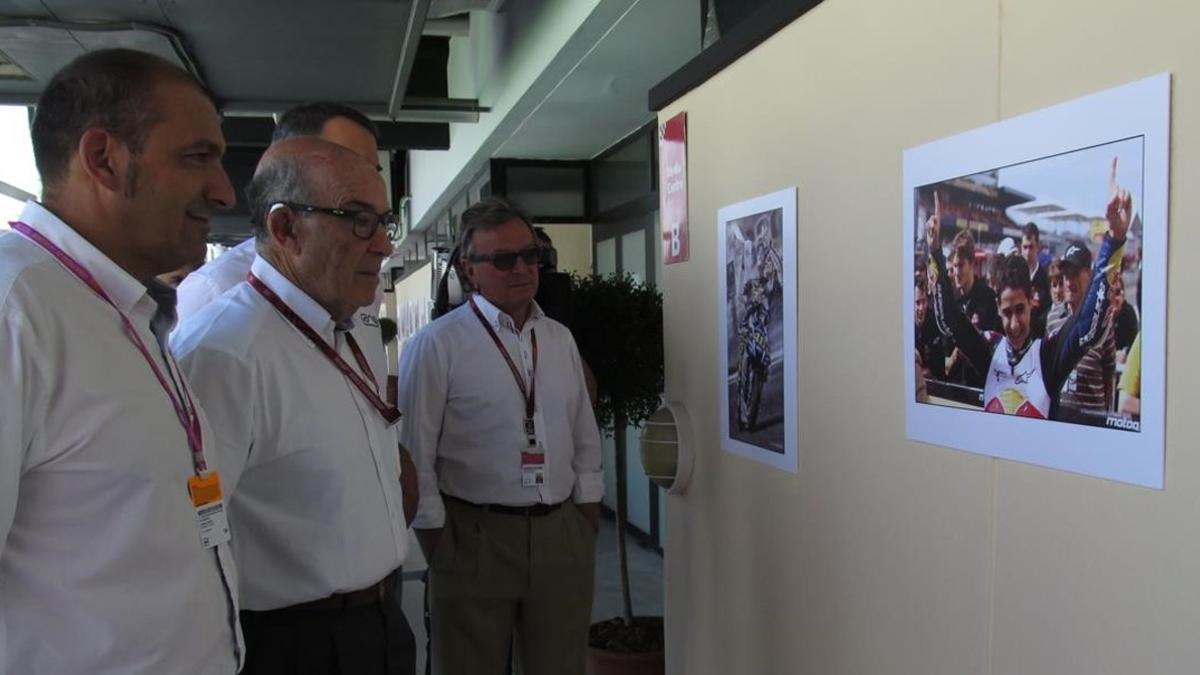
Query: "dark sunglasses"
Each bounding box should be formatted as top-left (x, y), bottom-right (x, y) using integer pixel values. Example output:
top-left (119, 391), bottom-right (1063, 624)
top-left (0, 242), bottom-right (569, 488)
top-left (468, 245), bottom-right (542, 271)
top-left (277, 202), bottom-right (398, 241)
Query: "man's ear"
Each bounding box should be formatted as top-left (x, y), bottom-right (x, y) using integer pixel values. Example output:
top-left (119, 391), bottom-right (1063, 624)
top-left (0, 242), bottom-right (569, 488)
top-left (265, 205), bottom-right (302, 252)
top-left (77, 128), bottom-right (129, 194)
top-left (461, 257), bottom-right (478, 288)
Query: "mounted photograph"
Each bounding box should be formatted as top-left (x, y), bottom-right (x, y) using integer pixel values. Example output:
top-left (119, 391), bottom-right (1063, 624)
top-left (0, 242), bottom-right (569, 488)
top-left (718, 187), bottom-right (798, 474)
top-left (903, 74), bottom-right (1169, 488)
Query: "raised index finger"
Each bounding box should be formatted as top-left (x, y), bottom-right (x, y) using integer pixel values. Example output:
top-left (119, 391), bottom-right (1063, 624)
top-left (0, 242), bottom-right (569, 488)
top-left (1109, 157), bottom-right (1119, 197)
top-left (933, 190), bottom-right (940, 217)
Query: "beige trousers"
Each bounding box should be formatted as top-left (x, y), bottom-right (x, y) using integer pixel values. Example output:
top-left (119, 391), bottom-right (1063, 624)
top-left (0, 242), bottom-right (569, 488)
top-left (428, 498), bottom-right (597, 675)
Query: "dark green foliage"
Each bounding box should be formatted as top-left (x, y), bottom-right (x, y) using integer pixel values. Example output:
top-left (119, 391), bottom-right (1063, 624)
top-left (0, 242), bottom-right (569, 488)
top-left (564, 272), bottom-right (664, 432)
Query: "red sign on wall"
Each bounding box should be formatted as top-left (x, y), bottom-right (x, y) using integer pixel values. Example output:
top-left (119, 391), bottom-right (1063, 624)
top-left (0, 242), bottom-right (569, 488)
top-left (659, 111), bottom-right (689, 265)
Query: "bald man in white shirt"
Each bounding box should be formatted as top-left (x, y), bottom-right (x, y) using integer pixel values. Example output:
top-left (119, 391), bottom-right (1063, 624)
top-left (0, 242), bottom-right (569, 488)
top-left (175, 102), bottom-right (384, 329)
top-left (173, 101), bottom-right (419, 527)
top-left (0, 48), bottom-right (241, 674)
top-left (398, 197), bottom-right (604, 675)
top-left (172, 137), bottom-right (412, 675)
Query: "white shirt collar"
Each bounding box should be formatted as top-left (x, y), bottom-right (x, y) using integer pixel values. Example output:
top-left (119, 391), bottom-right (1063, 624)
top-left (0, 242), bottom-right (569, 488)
top-left (470, 292), bottom-right (544, 333)
top-left (17, 200), bottom-right (151, 316)
top-left (250, 254), bottom-right (345, 342)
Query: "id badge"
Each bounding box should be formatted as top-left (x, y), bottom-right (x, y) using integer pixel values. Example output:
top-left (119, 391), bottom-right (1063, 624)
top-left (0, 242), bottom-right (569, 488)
top-left (521, 451), bottom-right (547, 488)
top-left (188, 472), bottom-right (231, 549)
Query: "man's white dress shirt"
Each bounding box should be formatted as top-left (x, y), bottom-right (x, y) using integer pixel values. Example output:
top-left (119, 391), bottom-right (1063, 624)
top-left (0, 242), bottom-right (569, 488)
top-left (0, 202), bottom-right (241, 674)
top-left (175, 237), bottom-right (388, 380)
top-left (171, 255), bottom-right (408, 611)
top-left (397, 295), bottom-right (603, 530)
top-left (175, 237), bottom-right (257, 323)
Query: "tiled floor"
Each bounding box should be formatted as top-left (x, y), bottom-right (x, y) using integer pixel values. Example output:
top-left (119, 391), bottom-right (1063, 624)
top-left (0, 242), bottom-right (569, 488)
top-left (400, 515), bottom-right (664, 673)
top-left (591, 516), bottom-right (665, 622)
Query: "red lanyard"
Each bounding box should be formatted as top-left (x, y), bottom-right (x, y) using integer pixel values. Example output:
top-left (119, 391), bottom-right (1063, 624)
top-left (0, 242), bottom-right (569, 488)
top-left (469, 296), bottom-right (538, 444)
top-left (11, 221), bottom-right (209, 472)
top-left (248, 273), bottom-right (401, 426)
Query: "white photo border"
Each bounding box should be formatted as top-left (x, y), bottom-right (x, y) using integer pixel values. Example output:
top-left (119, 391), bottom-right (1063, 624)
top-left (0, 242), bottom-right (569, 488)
top-left (903, 73), bottom-right (1169, 489)
top-left (718, 187), bottom-right (799, 474)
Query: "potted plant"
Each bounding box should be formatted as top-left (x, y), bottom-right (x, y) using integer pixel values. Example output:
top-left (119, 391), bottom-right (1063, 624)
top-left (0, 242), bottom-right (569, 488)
top-left (563, 272), bottom-right (666, 675)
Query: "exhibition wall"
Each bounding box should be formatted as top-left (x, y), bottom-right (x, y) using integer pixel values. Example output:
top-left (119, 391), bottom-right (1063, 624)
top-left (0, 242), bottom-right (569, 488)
top-left (657, 1), bottom-right (1200, 673)
top-left (384, 261), bottom-right (433, 374)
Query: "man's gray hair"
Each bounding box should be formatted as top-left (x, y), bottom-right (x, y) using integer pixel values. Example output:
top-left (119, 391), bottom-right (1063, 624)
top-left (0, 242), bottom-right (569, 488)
top-left (244, 155), bottom-right (313, 241)
top-left (458, 197), bottom-right (535, 259)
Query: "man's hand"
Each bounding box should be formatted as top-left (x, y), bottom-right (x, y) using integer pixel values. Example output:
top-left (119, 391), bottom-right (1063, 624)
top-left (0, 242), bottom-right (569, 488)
top-left (576, 501), bottom-right (601, 534)
top-left (415, 528), bottom-right (442, 564)
top-left (945, 347), bottom-right (963, 374)
top-left (924, 191), bottom-right (942, 253)
top-left (1106, 157), bottom-right (1132, 241)
top-left (398, 444), bottom-right (419, 527)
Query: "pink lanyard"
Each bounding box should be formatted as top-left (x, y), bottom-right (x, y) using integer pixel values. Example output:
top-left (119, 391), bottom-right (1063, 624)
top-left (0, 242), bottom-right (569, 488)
top-left (11, 221), bottom-right (208, 473)
top-left (247, 273), bottom-right (401, 426)
top-left (468, 296), bottom-right (538, 445)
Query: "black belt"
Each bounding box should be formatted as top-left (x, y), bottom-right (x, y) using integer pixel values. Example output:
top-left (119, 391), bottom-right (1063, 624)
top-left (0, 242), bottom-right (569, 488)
top-left (444, 493), bottom-right (565, 517)
top-left (268, 573), bottom-right (396, 612)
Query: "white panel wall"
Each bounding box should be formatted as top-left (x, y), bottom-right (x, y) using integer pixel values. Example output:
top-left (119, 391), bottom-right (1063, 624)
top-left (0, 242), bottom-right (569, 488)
top-left (658, 1), bottom-right (1200, 674)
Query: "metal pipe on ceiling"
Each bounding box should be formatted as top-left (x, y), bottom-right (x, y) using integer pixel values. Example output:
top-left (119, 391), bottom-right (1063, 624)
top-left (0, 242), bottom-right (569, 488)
top-left (0, 179), bottom-right (35, 202)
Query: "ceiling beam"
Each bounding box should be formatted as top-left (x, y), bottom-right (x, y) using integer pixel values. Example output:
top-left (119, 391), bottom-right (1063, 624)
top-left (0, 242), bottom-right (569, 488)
top-left (388, 0), bottom-right (433, 120)
top-left (221, 117), bottom-right (450, 151)
top-left (220, 97), bottom-right (485, 124)
top-left (424, 16), bottom-right (469, 37)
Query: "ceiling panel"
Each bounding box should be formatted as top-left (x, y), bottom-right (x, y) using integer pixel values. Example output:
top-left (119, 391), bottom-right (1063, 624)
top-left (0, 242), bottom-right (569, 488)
top-left (495, 0), bottom-right (699, 159)
top-left (14, 0), bottom-right (167, 22)
top-left (156, 1), bottom-right (411, 102)
top-left (0, 0), bottom-right (419, 107)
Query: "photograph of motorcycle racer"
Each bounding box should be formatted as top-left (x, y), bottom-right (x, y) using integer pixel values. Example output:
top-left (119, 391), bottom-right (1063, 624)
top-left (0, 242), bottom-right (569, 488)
top-left (726, 209), bottom-right (785, 452)
top-left (923, 158), bottom-right (1129, 423)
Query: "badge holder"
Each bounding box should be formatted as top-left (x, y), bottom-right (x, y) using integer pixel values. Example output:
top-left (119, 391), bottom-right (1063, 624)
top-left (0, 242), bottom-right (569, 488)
top-left (521, 417), bottom-right (546, 487)
top-left (188, 472), bottom-right (231, 549)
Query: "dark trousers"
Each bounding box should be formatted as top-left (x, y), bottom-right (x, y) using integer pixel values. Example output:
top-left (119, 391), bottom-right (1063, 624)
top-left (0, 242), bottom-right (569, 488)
top-left (241, 571), bottom-right (417, 675)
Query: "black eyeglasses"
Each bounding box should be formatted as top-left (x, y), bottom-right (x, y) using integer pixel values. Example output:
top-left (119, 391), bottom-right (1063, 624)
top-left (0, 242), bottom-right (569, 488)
top-left (468, 245), bottom-right (542, 271)
top-left (279, 202), bottom-right (398, 240)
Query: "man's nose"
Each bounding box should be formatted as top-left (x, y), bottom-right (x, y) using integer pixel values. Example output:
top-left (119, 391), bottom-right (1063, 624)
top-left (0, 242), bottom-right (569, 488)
top-left (207, 163), bottom-right (236, 210)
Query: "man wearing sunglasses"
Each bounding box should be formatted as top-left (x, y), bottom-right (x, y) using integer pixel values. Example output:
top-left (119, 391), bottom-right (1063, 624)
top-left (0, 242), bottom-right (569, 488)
top-left (172, 138), bottom-right (413, 674)
top-left (397, 197), bottom-right (603, 675)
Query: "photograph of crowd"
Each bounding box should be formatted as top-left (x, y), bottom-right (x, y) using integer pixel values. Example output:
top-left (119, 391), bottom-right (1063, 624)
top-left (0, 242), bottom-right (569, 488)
top-left (903, 73), bottom-right (1167, 487)
top-left (719, 187), bottom-right (798, 473)
top-left (914, 140), bottom-right (1143, 432)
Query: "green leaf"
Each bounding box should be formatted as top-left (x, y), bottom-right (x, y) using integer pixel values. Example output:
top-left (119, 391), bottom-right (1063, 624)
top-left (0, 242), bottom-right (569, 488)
top-left (563, 272), bottom-right (664, 432)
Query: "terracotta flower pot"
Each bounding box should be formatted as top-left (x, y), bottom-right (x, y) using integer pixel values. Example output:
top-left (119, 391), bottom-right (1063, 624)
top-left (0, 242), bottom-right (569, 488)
top-left (586, 646), bottom-right (665, 675)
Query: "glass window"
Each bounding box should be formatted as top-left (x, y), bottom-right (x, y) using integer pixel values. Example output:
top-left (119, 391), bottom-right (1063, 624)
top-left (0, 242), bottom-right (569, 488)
top-left (621, 229), bottom-right (646, 284)
top-left (504, 165), bottom-right (586, 218)
top-left (0, 193), bottom-right (24, 228)
top-left (595, 238), bottom-right (616, 277)
top-left (0, 105), bottom-right (40, 231)
top-left (592, 132), bottom-right (652, 214)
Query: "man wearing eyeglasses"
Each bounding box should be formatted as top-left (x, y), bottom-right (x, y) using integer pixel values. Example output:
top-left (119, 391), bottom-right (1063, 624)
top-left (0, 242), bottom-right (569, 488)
top-left (175, 102), bottom-right (390, 384)
top-left (397, 197), bottom-right (603, 675)
top-left (171, 137), bottom-right (413, 675)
